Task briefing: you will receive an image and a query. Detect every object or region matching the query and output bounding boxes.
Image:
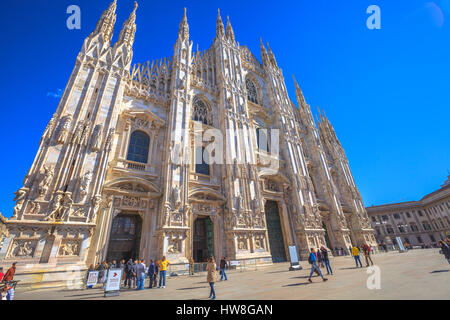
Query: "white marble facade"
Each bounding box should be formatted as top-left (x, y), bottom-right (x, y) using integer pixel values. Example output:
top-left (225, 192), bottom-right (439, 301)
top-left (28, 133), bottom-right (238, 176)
top-left (1, 1), bottom-right (376, 277)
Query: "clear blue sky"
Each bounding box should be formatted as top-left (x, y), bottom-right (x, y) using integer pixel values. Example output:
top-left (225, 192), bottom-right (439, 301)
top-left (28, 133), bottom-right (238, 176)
top-left (0, 0), bottom-right (449, 218)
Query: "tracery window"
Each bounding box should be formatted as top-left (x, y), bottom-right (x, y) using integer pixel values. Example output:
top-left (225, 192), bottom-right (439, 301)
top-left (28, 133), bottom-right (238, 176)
top-left (127, 130), bottom-right (150, 164)
top-left (246, 78), bottom-right (259, 104)
top-left (192, 97), bottom-right (211, 126)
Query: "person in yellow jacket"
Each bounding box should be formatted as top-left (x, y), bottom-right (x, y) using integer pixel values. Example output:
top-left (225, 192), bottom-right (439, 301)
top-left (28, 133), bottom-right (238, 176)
top-left (158, 256), bottom-right (170, 288)
top-left (352, 245), bottom-right (363, 268)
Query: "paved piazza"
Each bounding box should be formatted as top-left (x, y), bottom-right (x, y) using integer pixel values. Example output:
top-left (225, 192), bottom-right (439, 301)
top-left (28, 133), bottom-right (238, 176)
top-left (15, 249), bottom-right (450, 300)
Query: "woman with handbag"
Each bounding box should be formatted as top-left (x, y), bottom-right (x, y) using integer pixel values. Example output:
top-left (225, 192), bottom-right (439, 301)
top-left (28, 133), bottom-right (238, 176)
top-left (206, 257), bottom-right (217, 299)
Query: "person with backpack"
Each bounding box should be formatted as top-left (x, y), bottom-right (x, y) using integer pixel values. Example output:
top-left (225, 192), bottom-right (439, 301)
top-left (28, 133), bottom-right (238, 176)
top-left (308, 248), bottom-right (328, 283)
top-left (352, 245), bottom-right (363, 268)
top-left (363, 243), bottom-right (374, 267)
top-left (320, 246), bottom-right (333, 275)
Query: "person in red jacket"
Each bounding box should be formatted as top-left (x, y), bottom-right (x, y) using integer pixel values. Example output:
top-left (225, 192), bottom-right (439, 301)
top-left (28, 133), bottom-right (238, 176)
top-left (3, 262), bottom-right (17, 282)
top-left (0, 267), bottom-right (4, 282)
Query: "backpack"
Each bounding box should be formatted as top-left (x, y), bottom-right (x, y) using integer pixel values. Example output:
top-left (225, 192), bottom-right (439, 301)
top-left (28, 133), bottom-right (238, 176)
top-left (308, 255), bottom-right (313, 264)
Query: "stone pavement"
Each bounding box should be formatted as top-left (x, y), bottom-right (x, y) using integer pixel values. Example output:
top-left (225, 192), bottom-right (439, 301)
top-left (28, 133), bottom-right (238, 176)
top-left (15, 249), bottom-right (450, 300)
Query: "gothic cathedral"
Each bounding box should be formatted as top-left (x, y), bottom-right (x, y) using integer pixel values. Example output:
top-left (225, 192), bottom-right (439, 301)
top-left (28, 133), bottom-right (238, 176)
top-left (0, 1), bottom-right (376, 278)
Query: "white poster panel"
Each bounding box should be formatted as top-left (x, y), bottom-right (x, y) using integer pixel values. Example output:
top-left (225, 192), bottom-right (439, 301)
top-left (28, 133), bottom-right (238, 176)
top-left (87, 271), bottom-right (99, 287)
top-left (289, 246), bottom-right (299, 264)
top-left (230, 260), bottom-right (241, 266)
top-left (105, 269), bottom-right (122, 292)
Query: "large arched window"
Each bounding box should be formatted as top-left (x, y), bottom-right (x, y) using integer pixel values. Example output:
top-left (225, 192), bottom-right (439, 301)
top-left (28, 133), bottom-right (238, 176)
top-left (192, 97), bottom-right (211, 126)
top-left (246, 77), bottom-right (259, 104)
top-left (127, 130), bottom-right (150, 164)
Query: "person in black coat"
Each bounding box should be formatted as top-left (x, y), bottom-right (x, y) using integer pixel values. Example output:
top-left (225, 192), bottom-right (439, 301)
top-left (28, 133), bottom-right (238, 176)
top-left (124, 259), bottom-right (134, 289)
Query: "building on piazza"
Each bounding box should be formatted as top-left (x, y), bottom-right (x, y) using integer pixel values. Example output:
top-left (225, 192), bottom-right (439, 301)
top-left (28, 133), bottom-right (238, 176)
top-left (0, 1), bottom-right (375, 286)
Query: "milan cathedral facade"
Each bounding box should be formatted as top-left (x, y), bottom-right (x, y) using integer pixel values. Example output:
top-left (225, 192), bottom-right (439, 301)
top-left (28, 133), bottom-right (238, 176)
top-left (0, 1), bottom-right (375, 283)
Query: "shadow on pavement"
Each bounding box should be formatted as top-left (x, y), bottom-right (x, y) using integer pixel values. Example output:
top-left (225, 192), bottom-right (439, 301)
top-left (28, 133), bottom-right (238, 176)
top-left (177, 286), bottom-right (208, 290)
top-left (429, 270), bottom-right (450, 273)
top-left (282, 282), bottom-right (309, 287)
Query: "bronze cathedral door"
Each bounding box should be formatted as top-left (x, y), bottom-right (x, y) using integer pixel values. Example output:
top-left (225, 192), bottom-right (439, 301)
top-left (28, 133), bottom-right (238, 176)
top-left (106, 214), bottom-right (142, 262)
top-left (193, 216), bottom-right (214, 263)
top-left (265, 200), bottom-right (287, 263)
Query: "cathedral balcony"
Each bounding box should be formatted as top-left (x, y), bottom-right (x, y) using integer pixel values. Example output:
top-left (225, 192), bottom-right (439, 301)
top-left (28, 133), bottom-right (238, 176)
top-left (112, 159), bottom-right (158, 179)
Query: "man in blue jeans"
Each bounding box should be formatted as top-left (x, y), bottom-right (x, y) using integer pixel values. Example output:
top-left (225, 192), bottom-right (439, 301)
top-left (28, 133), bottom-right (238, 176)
top-left (320, 246), bottom-right (333, 275)
top-left (136, 259), bottom-right (146, 290)
top-left (219, 257), bottom-right (228, 281)
top-left (352, 246), bottom-right (363, 268)
top-left (308, 248), bottom-right (328, 283)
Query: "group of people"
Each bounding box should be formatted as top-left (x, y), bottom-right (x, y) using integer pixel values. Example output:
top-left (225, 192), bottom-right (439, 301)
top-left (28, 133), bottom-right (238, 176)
top-left (86, 255), bottom-right (230, 299)
top-left (87, 257), bottom-right (171, 290)
top-left (307, 243), bottom-right (375, 283)
top-left (350, 244), bottom-right (374, 268)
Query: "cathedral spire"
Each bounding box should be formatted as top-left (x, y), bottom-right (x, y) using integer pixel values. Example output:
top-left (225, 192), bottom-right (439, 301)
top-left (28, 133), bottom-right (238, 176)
top-left (216, 9), bottom-right (225, 40)
top-left (226, 16), bottom-right (235, 43)
top-left (116, 1), bottom-right (138, 50)
top-left (260, 38), bottom-right (271, 67)
top-left (178, 8), bottom-right (189, 41)
top-left (90, 0), bottom-right (117, 43)
top-left (293, 75), bottom-right (306, 108)
top-left (266, 42), bottom-right (278, 68)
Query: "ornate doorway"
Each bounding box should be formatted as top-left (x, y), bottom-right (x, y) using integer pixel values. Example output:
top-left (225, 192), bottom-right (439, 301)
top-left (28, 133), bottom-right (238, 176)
top-left (265, 200), bottom-right (287, 263)
top-left (193, 216), bottom-right (214, 262)
top-left (106, 214), bottom-right (142, 262)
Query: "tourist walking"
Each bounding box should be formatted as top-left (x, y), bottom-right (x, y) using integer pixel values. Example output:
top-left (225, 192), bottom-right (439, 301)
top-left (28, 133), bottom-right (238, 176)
top-left (439, 240), bottom-right (450, 264)
top-left (219, 256), bottom-right (228, 281)
top-left (136, 259), bottom-right (146, 290)
top-left (147, 260), bottom-right (156, 288)
top-left (206, 257), bottom-right (217, 299)
top-left (320, 246), bottom-right (333, 275)
top-left (317, 250), bottom-right (324, 268)
top-left (124, 259), bottom-right (134, 288)
top-left (352, 245), bottom-right (363, 268)
top-left (2, 262), bottom-right (17, 283)
top-left (363, 243), bottom-right (374, 267)
top-left (158, 256), bottom-right (170, 288)
top-left (308, 249), bottom-right (328, 282)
